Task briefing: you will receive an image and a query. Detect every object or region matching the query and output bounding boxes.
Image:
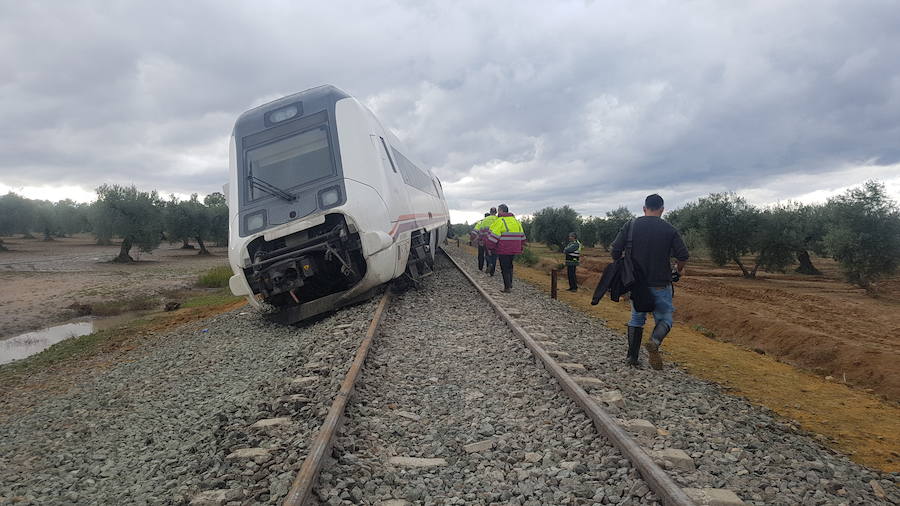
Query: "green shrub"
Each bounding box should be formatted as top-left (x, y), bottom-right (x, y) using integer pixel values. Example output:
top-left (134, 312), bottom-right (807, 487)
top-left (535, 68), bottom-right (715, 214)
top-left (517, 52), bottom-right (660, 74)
top-left (515, 247), bottom-right (539, 267)
top-left (197, 265), bottom-right (233, 288)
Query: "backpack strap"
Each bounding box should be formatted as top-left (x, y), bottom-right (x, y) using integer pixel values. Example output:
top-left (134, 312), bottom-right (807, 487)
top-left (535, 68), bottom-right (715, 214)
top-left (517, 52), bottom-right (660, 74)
top-left (625, 219), bottom-right (635, 256)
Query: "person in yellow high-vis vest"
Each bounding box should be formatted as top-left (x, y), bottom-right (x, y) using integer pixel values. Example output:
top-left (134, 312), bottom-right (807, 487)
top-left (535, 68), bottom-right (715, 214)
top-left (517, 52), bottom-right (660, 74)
top-left (484, 204), bottom-right (526, 292)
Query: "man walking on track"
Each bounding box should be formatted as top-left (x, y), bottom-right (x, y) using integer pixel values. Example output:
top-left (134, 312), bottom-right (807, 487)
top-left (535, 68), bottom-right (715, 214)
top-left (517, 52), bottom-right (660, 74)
top-left (478, 207), bottom-right (498, 275)
top-left (485, 204), bottom-right (526, 293)
top-left (563, 232), bottom-right (582, 291)
top-left (610, 194), bottom-right (688, 370)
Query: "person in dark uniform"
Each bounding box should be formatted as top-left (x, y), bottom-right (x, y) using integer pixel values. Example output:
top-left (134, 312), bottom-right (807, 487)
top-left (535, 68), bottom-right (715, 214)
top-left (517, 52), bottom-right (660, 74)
top-left (475, 212), bottom-right (490, 270)
top-left (610, 194), bottom-right (689, 370)
top-left (563, 232), bottom-right (582, 291)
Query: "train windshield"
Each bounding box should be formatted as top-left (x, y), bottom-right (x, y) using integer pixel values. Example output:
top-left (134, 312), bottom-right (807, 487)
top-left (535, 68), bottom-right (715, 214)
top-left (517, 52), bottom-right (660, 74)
top-left (245, 125), bottom-right (334, 201)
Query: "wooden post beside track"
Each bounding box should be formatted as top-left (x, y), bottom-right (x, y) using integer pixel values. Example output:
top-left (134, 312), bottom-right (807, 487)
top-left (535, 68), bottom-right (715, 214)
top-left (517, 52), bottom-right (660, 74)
top-left (283, 290), bottom-right (392, 506)
top-left (550, 268), bottom-right (559, 299)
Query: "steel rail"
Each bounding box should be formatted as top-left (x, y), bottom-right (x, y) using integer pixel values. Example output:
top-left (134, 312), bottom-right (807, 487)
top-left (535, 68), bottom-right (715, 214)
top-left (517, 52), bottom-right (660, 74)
top-left (282, 289), bottom-right (392, 506)
top-left (442, 250), bottom-right (694, 506)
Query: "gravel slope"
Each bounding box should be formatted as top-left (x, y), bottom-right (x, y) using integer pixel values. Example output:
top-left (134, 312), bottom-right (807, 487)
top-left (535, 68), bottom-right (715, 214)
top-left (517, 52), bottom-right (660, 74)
top-left (0, 299), bottom-right (380, 505)
top-left (446, 247), bottom-right (899, 506)
top-left (317, 256), bottom-right (656, 505)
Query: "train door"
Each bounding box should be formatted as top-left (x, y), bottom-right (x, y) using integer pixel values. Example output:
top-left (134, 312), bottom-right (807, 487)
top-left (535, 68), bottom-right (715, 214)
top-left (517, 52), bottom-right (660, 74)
top-left (370, 135), bottom-right (411, 227)
top-left (370, 135), bottom-right (411, 277)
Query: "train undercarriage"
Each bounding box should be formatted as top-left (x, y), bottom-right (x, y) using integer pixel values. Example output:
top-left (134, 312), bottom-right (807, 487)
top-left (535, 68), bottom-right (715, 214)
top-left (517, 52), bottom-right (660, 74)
top-left (243, 213), bottom-right (435, 323)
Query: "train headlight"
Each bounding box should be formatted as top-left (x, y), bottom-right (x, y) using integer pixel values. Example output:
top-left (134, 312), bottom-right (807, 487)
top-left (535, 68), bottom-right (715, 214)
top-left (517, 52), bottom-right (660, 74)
top-left (318, 186), bottom-right (342, 208)
top-left (245, 210), bottom-right (266, 232)
top-left (267, 104), bottom-right (300, 124)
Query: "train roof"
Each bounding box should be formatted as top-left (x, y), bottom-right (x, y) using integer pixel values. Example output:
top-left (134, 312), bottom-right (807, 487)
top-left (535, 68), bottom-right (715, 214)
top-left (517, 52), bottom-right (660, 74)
top-left (233, 85), bottom-right (351, 134)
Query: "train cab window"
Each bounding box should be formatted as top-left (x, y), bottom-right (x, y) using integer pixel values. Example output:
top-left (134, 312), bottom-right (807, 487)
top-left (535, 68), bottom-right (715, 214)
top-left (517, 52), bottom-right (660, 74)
top-left (245, 125), bottom-right (333, 201)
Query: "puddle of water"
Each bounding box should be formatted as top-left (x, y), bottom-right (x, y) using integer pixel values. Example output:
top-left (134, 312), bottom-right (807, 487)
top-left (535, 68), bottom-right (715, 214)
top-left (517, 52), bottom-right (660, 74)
top-left (0, 310), bottom-right (158, 365)
top-left (1, 322), bottom-right (94, 365)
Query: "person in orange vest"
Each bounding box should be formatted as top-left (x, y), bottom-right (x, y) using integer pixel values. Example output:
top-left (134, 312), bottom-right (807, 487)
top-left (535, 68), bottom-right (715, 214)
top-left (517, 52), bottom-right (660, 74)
top-left (484, 204), bottom-right (526, 292)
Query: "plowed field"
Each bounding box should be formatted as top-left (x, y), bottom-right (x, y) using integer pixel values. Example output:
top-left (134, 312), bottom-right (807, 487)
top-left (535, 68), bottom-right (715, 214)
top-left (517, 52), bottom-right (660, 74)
top-left (571, 249), bottom-right (900, 402)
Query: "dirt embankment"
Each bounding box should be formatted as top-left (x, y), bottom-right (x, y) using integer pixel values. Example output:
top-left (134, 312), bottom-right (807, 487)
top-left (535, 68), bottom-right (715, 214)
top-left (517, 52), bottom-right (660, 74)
top-left (0, 235), bottom-right (231, 339)
top-left (567, 250), bottom-right (900, 403)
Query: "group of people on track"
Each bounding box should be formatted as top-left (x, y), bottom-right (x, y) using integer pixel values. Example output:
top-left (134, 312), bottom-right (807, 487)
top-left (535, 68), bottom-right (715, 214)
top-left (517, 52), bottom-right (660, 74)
top-left (467, 194), bottom-right (688, 371)
top-left (469, 204), bottom-right (527, 293)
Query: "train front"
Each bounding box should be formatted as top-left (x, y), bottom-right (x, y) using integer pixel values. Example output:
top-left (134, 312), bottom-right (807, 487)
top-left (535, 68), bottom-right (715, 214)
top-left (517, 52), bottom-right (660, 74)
top-left (225, 86), bottom-right (380, 323)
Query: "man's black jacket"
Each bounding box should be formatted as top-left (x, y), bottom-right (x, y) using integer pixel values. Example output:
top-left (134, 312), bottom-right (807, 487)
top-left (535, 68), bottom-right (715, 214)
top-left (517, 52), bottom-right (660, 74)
top-left (592, 259), bottom-right (627, 304)
top-left (591, 220), bottom-right (654, 311)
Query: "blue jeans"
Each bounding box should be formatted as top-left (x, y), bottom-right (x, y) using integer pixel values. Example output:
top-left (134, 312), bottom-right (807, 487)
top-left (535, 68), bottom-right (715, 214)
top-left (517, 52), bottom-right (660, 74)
top-left (628, 285), bottom-right (674, 328)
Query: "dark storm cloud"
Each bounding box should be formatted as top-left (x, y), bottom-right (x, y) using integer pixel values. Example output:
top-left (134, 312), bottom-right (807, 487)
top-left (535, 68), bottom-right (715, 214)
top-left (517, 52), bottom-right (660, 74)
top-left (1, 0), bottom-right (899, 215)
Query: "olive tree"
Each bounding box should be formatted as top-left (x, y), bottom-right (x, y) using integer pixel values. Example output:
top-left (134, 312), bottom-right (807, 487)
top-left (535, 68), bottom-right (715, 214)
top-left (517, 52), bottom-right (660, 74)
top-left (91, 184), bottom-right (164, 262)
top-left (691, 193), bottom-right (761, 278)
top-left (596, 206), bottom-right (635, 251)
top-left (753, 205), bottom-right (803, 274)
top-left (579, 216), bottom-right (601, 247)
top-left (0, 193), bottom-right (37, 239)
top-left (53, 199), bottom-right (91, 237)
top-left (33, 200), bottom-right (59, 241)
top-left (164, 194), bottom-right (216, 255)
top-left (822, 181), bottom-right (900, 290)
top-left (183, 194), bottom-right (213, 255)
top-left (531, 205), bottom-right (581, 251)
top-left (164, 195), bottom-right (195, 249)
top-left (204, 192), bottom-right (229, 247)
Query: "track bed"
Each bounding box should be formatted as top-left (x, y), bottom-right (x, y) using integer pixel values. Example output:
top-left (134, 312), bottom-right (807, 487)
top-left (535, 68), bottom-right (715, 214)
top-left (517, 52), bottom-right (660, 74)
top-left (315, 255), bottom-right (649, 504)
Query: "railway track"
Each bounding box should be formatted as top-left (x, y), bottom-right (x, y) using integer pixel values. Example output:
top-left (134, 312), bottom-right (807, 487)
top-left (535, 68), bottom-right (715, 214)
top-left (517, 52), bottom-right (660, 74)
top-left (282, 252), bottom-right (708, 505)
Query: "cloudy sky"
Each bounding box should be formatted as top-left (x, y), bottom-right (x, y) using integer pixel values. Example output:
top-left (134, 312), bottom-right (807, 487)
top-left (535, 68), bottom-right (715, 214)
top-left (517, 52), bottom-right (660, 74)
top-left (2, 0), bottom-right (899, 223)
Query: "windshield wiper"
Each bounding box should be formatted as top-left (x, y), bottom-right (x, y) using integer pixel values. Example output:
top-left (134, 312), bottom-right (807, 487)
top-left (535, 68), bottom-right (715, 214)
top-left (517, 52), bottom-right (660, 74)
top-left (247, 162), bottom-right (295, 202)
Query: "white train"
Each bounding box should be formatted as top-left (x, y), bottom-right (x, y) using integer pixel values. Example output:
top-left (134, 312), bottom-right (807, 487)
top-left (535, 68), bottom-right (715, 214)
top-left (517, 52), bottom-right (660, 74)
top-left (226, 85), bottom-right (449, 323)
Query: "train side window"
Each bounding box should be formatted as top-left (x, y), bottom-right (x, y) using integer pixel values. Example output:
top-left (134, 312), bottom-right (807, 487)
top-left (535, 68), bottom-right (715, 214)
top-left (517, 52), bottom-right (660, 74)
top-left (379, 137), bottom-right (397, 173)
top-left (391, 147), bottom-right (438, 196)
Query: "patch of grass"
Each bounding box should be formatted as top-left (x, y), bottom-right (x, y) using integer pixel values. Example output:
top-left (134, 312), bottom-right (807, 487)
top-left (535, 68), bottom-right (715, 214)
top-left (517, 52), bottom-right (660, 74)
top-left (197, 265), bottom-right (233, 288)
top-left (90, 296), bottom-right (159, 316)
top-left (691, 324), bottom-right (716, 339)
top-left (515, 247), bottom-right (540, 267)
top-left (181, 290), bottom-right (243, 308)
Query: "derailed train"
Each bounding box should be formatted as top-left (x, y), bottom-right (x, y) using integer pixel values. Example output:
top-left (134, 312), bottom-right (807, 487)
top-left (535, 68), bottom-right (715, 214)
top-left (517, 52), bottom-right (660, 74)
top-left (226, 85), bottom-right (449, 323)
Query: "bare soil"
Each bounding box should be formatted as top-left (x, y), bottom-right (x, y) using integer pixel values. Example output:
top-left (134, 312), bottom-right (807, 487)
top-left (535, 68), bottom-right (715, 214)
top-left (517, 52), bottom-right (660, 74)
top-left (564, 247), bottom-right (900, 403)
top-left (0, 235), bottom-right (230, 339)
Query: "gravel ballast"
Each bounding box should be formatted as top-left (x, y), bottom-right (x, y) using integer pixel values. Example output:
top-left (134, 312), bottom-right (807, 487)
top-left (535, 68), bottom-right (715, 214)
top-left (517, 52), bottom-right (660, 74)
top-left (317, 255), bottom-right (656, 505)
top-left (445, 246), bottom-right (900, 505)
top-left (0, 298), bottom-right (380, 505)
